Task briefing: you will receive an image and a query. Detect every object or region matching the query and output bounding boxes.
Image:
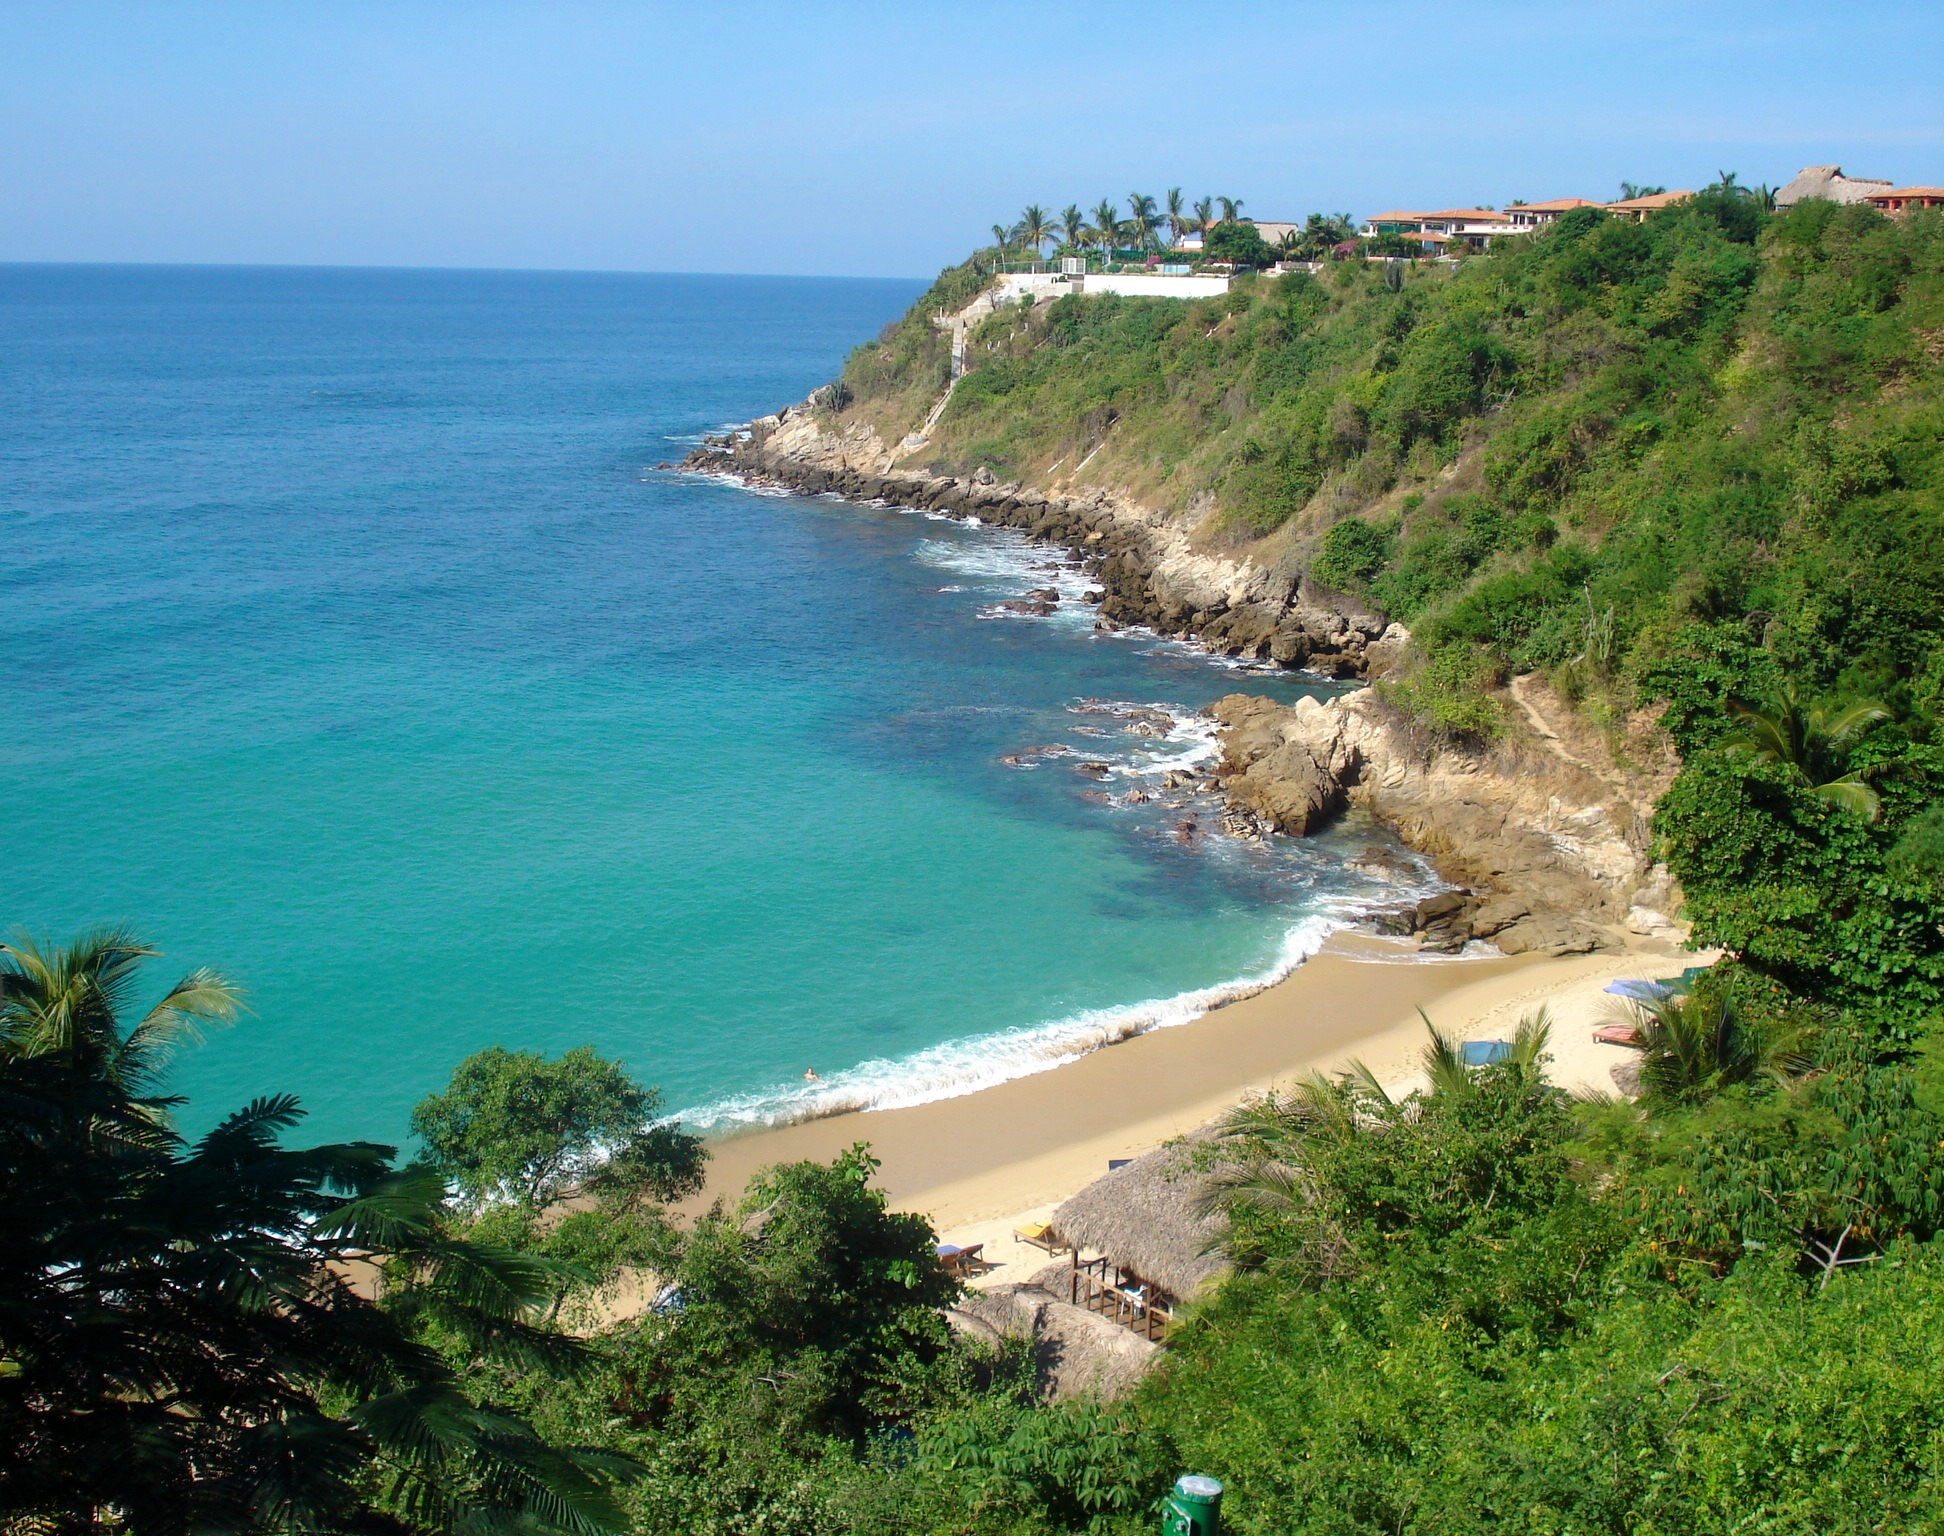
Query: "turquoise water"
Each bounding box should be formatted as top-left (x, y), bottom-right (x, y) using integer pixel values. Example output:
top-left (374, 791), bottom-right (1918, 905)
top-left (2, 264), bottom-right (1432, 1144)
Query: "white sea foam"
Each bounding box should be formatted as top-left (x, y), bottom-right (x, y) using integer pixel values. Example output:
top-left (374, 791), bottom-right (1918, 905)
top-left (678, 911), bottom-right (1346, 1132)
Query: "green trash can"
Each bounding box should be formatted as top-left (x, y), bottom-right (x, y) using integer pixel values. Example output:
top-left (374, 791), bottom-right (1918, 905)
top-left (1162, 1473), bottom-right (1223, 1535)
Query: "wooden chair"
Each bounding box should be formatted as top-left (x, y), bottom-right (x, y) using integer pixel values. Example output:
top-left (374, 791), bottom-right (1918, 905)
top-left (936, 1243), bottom-right (984, 1276)
top-left (1013, 1221), bottom-right (1066, 1254)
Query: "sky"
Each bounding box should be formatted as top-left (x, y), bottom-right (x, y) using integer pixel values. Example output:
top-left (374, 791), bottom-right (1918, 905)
top-left (2, 0), bottom-right (1939, 279)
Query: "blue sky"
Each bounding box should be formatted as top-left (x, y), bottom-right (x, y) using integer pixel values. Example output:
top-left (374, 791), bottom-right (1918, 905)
top-left (2, 0), bottom-right (1938, 278)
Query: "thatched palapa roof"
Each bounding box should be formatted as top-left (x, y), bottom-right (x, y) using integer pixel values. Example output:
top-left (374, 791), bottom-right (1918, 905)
top-left (1775, 165), bottom-right (1893, 209)
top-left (1052, 1137), bottom-right (1229, 1301)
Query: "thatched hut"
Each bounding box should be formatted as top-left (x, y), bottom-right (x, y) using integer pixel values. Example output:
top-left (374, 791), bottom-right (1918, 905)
top-left (1051, 1137), bottom-right (1229, 1305)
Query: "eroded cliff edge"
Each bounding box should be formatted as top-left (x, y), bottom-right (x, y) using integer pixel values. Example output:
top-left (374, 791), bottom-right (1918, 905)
top-left (681, 406), bottom-right (1406, 678)
top-left (1209, 685), bottom-right (1682, 955)
top-left (678, 406), bottom-right (1681, 954)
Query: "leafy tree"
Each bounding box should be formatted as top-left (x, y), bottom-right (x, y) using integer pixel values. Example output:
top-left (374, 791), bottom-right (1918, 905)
top-left (638, 1145), bottom-right (958, 1437)
top-left (1654, 750), bottom-right (1944, 1013)
top-left (1889, 802), bottom-right (1944, 892)
top-left (1202, 220), bottom-right (1272, 268)
top-left (0, 928), bottom-right (625, 1534)
top-left (1362, 229), bottom-right (1419, 258)
top-left (1309, 517), bottom-right (1396, 593)
top-left (412, 1044), bottom-right (703, 1210)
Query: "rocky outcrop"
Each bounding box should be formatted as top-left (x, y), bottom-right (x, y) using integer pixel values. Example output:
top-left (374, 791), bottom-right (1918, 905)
top-left (1209, 691), bottom-right (1680, 954)
top-left (676, 406), bottom-right (1406, 678)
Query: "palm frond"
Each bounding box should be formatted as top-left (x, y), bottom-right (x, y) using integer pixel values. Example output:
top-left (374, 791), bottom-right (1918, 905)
top-left (1509, 1007), bottom-right (1553, 1070)
top-left (115, 966), bottom-right (245, 1090)
top-left (1812, 775), bottom-right (1882, 821)
top-left (1417, 1010), bottom-right (1472, 1099)
top-left (1815, 699), bottom-right (1891, 749)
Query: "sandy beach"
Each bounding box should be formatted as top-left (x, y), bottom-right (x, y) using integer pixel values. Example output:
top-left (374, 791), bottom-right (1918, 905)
top-left (686, 929), bottom-right (1703, 1288)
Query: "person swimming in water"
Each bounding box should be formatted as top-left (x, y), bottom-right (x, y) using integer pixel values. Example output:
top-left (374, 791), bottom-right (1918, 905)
top-left (803, 1068), bottom-right (820, 1082)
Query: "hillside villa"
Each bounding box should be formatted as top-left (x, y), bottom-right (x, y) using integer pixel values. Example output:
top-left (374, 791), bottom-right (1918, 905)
top-left (1356, 194), bottom-right (1697, 246)
top-left (1867, 187), bottom-right (1944, 215)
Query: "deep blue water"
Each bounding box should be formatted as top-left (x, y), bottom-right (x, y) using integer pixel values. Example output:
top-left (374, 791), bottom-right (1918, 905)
top-left (1, 264), bottom-right (1428, 1144)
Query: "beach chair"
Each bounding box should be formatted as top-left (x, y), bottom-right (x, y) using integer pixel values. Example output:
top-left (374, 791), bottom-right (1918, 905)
top-left (1592, 1021), bottom-right (1642, 1046)
top-left (1014, 1220), bottom-right (1065, 1255)
top-left (935, 1243), bottom-right (984, 1276)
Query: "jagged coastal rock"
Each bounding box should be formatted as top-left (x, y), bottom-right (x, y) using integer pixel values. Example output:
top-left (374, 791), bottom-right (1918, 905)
top-left (678, 407), bottom-right (1405, 676)
top-left (679, 400), bottom-right (1681, 956)
top-left (1209, 690), bottom-right (1678, 955)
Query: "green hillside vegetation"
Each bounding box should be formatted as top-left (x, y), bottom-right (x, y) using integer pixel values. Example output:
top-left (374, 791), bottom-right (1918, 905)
top-left (843, 194), bottom-right (1944, 735)
top-left (13, 195), bottom-right (1944, 1533)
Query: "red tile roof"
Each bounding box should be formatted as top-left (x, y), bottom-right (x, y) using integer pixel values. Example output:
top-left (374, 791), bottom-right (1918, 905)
top-left (1606, 190), bottom-right (1691, 211)
top-left (1515, 197), bottom-right (1601, 212)
top-left (1872, 186), bottom-right (1944, 199)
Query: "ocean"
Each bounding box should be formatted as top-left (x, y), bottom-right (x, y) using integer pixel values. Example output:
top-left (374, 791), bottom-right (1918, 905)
top-left (1, 263), bottom-right (1435, 1145)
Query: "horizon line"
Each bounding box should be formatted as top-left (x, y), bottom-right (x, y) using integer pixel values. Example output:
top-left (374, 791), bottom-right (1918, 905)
top-left (0, 258), bottom-right (931, 283)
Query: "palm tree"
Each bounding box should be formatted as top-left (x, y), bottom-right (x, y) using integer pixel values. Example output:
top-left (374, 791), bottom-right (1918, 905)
top-left (1725, 683), bottom-right (1890, 819)
top-left (0, 929), bottom-right (627, 1533)
top-left (1192, 196), bottom-right (1215, 238)
top-left (1060, 203), bottom-right (1090, 252)
top-left (1607, 990), bottom-right (1807, 1104)
top-left (1091, 198), bottom-right (1122, 257)
top-left (1126, 192), bottom-right (1160, 252)
top-left (1015, 202), bottom-right (1054, 256)
top-left (1217, 195), bottom-right (1245, 223)
top-left (1165, 187), bottom-right (1187, 246)
top-left (0, 925), bottom-right (242, 1108)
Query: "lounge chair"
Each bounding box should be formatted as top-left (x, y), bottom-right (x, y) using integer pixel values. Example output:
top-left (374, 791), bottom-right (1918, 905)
top-left (1592, 1021), bottom-right (1642, 1046)
top-left (936, 1243), bottom-right (985, 1275)
top-left (1013, 1221), bottom-right (1065, 1254)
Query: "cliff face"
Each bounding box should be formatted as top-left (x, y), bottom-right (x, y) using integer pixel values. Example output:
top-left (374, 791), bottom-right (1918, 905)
top-left (680, 406), bottom-right (1406, 678)
top-left (1210, 689), bottom-right (1681, 954)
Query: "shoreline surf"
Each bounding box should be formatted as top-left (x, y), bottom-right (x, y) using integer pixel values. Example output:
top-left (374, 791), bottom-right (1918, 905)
top-left (665, 461), bottom-right (1454, 1138)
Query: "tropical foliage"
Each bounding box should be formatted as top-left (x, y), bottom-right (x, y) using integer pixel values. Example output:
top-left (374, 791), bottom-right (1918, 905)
top-left (0, 928), bottom-right (629, 1534)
